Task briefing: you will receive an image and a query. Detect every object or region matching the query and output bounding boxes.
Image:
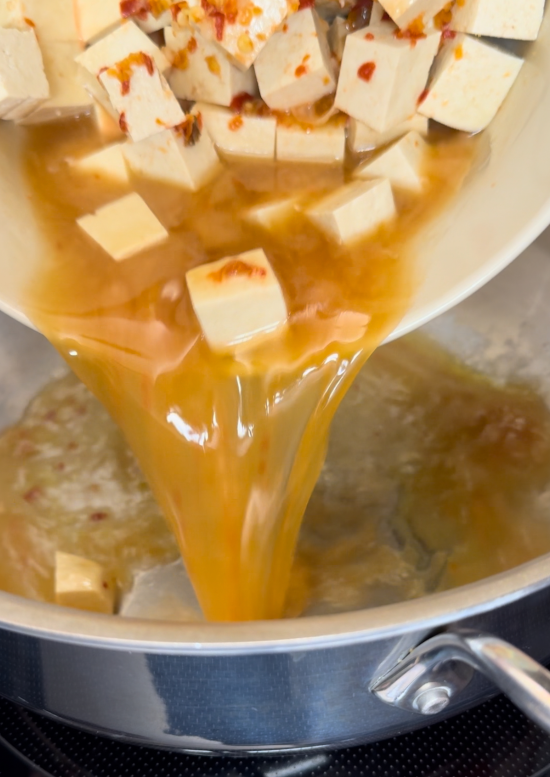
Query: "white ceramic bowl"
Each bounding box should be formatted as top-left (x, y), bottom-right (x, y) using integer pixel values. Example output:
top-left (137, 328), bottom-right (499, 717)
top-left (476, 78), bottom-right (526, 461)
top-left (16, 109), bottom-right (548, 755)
top-left (0, 22), bottom-right (548, 337)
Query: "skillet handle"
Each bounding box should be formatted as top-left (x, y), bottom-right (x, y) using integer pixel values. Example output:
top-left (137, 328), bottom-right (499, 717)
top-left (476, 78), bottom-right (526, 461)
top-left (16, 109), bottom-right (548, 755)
top-left (372, 630), bottom-right (550, 733)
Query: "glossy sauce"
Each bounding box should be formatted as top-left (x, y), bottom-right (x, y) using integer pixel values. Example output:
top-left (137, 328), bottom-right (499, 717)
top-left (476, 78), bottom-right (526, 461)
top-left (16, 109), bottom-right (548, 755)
top-left (20, 117), bottom-right (475, 620)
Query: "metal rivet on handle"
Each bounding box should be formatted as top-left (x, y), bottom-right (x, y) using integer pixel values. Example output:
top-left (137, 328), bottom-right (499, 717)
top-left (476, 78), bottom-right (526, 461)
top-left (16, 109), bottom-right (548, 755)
top-left (411, 683), bottom-right (452, 715)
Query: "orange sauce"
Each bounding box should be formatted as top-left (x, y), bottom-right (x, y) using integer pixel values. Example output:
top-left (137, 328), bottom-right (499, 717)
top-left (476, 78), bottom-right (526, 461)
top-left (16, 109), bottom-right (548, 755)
top-left (19, 117), bottom-right (476, 620)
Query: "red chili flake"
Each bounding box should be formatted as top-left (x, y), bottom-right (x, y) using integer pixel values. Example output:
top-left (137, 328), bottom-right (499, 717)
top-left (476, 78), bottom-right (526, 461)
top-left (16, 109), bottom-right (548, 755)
top-left (119, 112), bottom-right (129, 133)
top-left (229, 91), bottom-right (255, 112)
top-left (364, 32), bottom-right (374, 39)
top-left (107, 51), bottom-right (155, 95)
top-left (282, 22), bottom-right (288, 31)
top-left (295, 64), bottom-right (307, 77)
top-left (120, 0), bottom-right (150, 19)
top-left (208, 259), bottom-right (266, 282)
top-left (23, 16), bottom-right (35, 26)
top-left (187, 35), bottom-right (198, 52)
top-left (67, 441), bottom-right (79, 451)
top-left (357, 61), bottom-right (376, 82)
top-left (298, 0), bottom-right (315, 8)
top-left (102, 581), bottom-right (109, 589)
top-left (228, 114), bottom-right (244, 131)
top-left (90, 512), bottom-right (108, 522)
top-left (442, 27), bottom-right (457, 38)
top-left (54, 462), bottom-right (66, 472)
top-left (201, 0), bottom-right (230, 40)
top-left (417, 88), bottom-right (429, 105)
top-left (23, 486), bottom-right (43, 503)
top-left (213, 12), bottom-right (225, 39)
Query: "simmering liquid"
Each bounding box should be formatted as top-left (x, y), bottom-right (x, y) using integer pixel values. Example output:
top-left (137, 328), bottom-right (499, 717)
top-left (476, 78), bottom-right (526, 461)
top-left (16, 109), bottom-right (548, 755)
top-left (20, 117), bottom-right (475, 620)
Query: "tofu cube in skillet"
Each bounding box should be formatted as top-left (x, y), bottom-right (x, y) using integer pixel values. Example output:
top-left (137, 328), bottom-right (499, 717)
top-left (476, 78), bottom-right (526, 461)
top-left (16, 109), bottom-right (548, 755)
top-left (164, 26), bottom-right (258, 106)
top-left (55, 551), bottom-right (115, 614)
top-left (335, 26), bottom-right (440, 133)
top-left (276, 119), bottom-right (346, 163)
top-left (418, 33), bottom-right (524, 132)
top-left (254, 8), bottom-right (336, 111)
top-left (76, 21), bottom-right (170, 78)
top-left (244, 196), bottom-right (299, 229)
top-left (450, 0), bottom-right (545, 41)
top-left (123, 0), bottom-right (180, 33)
top-left (377, 0), bottom-right (450, 29)
top-left (0, 0), bottom-right (26, 30)
top-left (347, 113), bottom-right (428, 153)
top-left (77, 192), bottom-right (168, 260)
top-left (354, 130), bottom-right (428, 191)
top-left (197, 102), bottom-right (277, 158)
top-left (122, 114), bottom-right (221, 190)
top-left (98, 53), bottom-right (184, 142)
top-left (73, 142), bottom-right (130, 184)
top-left (0, 28), bottom-right (49, 119)
top-left (73, 0), bottom-right (122, 44)
top-left (186, 248), bottom-right (288, 350)
top-left (306, 178), bottom-right (395, 244)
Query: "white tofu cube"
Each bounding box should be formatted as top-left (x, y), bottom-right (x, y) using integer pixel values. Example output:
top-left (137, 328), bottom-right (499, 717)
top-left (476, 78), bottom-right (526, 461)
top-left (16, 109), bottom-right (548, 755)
top-left (164, 26), bottom-right (258, 107)
top-left (197, 102), bottom-right (276, 158)
top-left (73, 142), bottom-right (130, 183)
top-left (450, 0), bottom-right (544, 41)
top-left (19, 0), bottom-right (81, 42)
top-left (244, 196), bottom-right (298, 229)
top-left (179, 0), bottom-right (294, 69)
top-left (276, 119), bottom-right (346, 163)
top-left (370, 1), bottom-right (387, 24)
top-left (0, 0), bottom-right (26, 30)
top-left (0, 28), bottom-right (49, 119)
top-left (347, 112), bottom-right (428, 152)
top-left (186, 248), bottom-right (288, 349)
top-left (76, 21), bottom-right (169, 78)
top-left (355, 130), bottom-right (427, 191)
top-left (55, 551), bottom-right (115, 615)
top-left (306, 177), bottom-right (395, 243)
top-left (77, 192), bottom-right (168, 260)
top-left (378, 0), bottom-right (449, 29)
top-left (254, 8), bottom-right (336, 111)
top-left (122, 0), bottom-right (180, 33)
top-left (19, 41), bottom-right (93, 124)
top-left (419, 33), bottom-right (523, 131)
top-left (122, 116), bottom-right (221, 190)
top-left (335, 26), bottom-right (439, 132)
top-left (99, 56), bottom-right (184, 142)
top-left (74, 0), bottom-right (121, 44)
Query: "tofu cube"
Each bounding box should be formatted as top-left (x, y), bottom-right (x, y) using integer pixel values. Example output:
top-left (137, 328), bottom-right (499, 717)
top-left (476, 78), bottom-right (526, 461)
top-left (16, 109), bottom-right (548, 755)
top-left (74, 0), bottom-right (122, 44)
top-left (178, 0), bottom-right (294, 69)
top-left (73, 142), bottom-right (130, 184)
top-left (122, 116), bottom-right (221, 190)
top-left (78, 65), bottom-right (120, 121)
top-left (0, 28), bottom-right (49, 119)
top-left (19, 41), bottom-right (93, 124)
top-left (126, 0), bottom-right (180, 33)
top-left (276, 119), bottom-right (346, 163)
top-left (77, 192), bottom-right (168, 260)
top-left (335, 26), bottom-right (439, 132)
top-left (244, 196), bottom-right (298, 229)
top-left (254, 8), bottom-right (336, 111)
top-left (55, 551), bottom-right (115, 615)
top-left (450, 0), bottom-right (544, 41)
top-left (164, 26), bottom-right (258, 107)
top-left (99, 56), bottom-right (184, 142)
top-left (370, 1), bottom-right (388, 24)
top-left (19, 0), bottom-right (81, 43)
top-left (378, 0), bottom-right (449, 29)
top-left (0, 0), bottom-right (26, 30)
top-left (306, 178), bottom-right (395, 243)
top-left (418, 33), bottom-right (523, 131)
top-left (355, 130), bottom-right (427, 191)
top-left (347, 112), bottom-right (428, 152)
top-left (76, 21), bottom-right (169, 78)
top-left (92, 101), bottom-right (126, 140)
top-left (186, 248), bottom-right (288, 349)
top-left (197, 102), bottom-right (276, 158)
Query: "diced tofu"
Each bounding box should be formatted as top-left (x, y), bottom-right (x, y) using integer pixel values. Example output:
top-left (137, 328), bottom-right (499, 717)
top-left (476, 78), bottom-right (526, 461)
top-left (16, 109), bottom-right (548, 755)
top-left (19, 41), bottom-right (93, 124)
top-left (244, 196), bottom-right (298, 229)
top-left (378, 0), bottom-right (449, 29)
top-left (129, 0), bottom-right (180, 33)
top-left (355, 130), bottom-right (427, 191)
top-left (73, 142), bottom-right (130, 183)
top-left (306, 177), bottom-right (395, 243)
top-left (0, 28), bottom-right (49, 119)
top-left (178, 0), bottom-right (295, 70)
top-left (197, 102), bottom-right (276, 158)
top-left (0, 0), bottom-right (26, 30)
top-left (370, 1), bottom-right (387, 24)
top-left (92, 101), bottom-right (126, 140)
top-left (164, 27), bottom-right (258, 107)
top-left (276, 119), bottom-right (346, 163)
top-left (55, 551), bottom-right (115, 615)
top-left (328, 16), bottom-right (348, 61)
top-left (76, 21), bottom-right (169, 78)
top-left (450, 0), bottom-right (544, 41)
top-left (418, 33), bottom-right (523, 132)
top-left (335, 26), bottom-right (439, 132)
top-left (254, 8), bottom-right (336, 111)
top-left (186, 248), bottom-right (288, 349)
top-left (347, 112), bottom-right (428, 152)
top-left (20, 0), bottom-right (81, 42)
top-left (74, 0), bottom-right (122, 44)
top-left (99, 57), bottom-right (184, 142)
top-left (122, 116), bottom-right (221, 190)
top-left (77, 192), bottom-right (168, 260)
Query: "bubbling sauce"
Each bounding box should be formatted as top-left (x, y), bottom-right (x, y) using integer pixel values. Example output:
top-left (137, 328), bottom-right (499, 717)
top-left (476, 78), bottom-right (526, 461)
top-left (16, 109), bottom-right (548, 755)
top-left (21, 116), bottom-right (475, 620)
